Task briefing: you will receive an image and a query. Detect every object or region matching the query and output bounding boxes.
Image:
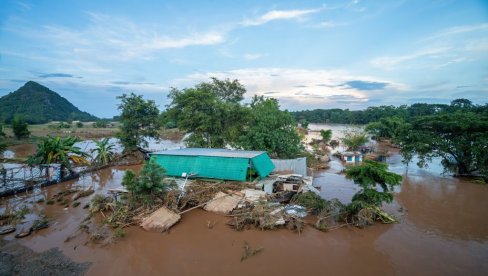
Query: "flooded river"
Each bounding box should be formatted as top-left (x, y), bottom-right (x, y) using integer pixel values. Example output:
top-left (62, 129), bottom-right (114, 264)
top-left (1, 127), bottom-right (487, 275)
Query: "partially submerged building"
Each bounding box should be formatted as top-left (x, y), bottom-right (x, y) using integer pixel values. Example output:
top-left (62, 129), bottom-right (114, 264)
top-left (150, 148), bottom-right (275, 182)
top-left (342, 151), bottom-right (363, 164)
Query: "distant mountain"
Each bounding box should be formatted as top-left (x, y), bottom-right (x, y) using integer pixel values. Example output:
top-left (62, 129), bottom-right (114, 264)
top-left (0, 81), bottom-right (98, 124)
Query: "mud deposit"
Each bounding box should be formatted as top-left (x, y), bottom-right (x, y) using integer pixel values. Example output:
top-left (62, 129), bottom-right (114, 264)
top-left (1, 148), bottom-right (488, 275)
top-left (0, 239), bottom-right (90, 275)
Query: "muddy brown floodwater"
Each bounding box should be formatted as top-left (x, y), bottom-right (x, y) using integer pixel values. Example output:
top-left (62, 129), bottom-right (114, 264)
top-left (1, 143), bottom-right (37, 159)
top-left (1, 149), bottom-right (488, 275)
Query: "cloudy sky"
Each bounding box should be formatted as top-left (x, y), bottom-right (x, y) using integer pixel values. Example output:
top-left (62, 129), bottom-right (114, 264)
top-left (0, 0), bottom-right (487, 117)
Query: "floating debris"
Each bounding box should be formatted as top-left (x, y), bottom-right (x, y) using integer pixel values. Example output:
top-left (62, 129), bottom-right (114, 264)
top-left (284, 205), bottom-right (307, 218)
top-left (140, 206), bottom-right (181, 232)
top-left (241, 241), bottom-right (263, 262)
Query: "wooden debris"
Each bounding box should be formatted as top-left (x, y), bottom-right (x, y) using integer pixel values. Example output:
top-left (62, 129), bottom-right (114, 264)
top-left (204, 192), bottom-right (242, 214)
top-left (72, 187), bottom-right (94, 201)
top-left (140, 206), bottom-right (181, 232)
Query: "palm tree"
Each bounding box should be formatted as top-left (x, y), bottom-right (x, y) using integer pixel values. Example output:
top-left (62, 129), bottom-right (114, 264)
top-left (91, 138), bottom-right (115, 165)
top-left (28, 136), bottom-right (90, 178)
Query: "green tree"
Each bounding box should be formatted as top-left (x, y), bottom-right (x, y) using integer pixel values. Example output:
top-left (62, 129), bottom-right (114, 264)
top-left (117, 93), bottom-right (160, 151)
top-left (196, 77), bottom-right (246, 103)
top-left (0, 123), bottom-right (6, 154)
top-left (341, 129), bottom-right (368, 150)
top-left (165, 78), bottom-right (249, 148)
top-left (0, 121), bottom-right (5, 137)
top-left (76, 122), bottom-right (84, 128)
top-left (319, 129), bottom-right (332, 144)
top-left (91, 138), bottom-right (116, 165)
top-left (28, 136), bottom-right (90, 177)
top-left (365, 116), bottom-right (405, 141)
top-left (299, 119), bottom-right (309, 129)
top-left (450, 98), bottom-right (473, 109)
top-left (92, 120), bottom-right (108, 128)
top-left (397, 112), bottom-right (488, 176)
top-left (11, 116), bottom-right (30, 139)
top-left (238, 96), bottom-right (301, 158)
top-left (345, 160), bottom-right (402, 213)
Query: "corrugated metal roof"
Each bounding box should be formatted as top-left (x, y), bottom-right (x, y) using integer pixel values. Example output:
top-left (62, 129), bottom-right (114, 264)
top-left (151, 154), bottom-right (249, 181)
top-left (150, 148), bottom-right (266, 158)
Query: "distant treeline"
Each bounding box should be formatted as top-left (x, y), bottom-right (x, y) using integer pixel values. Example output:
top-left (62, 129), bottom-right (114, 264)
top-left (291, 99), bottom-right (488, 124)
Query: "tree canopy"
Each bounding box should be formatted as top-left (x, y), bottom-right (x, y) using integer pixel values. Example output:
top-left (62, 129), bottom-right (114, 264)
top-left (238, 96), bottom-right (302, 158)
top-left (164, 79), bottom-right (302, 158)
top-left (365, 116), bottom-right (405, 141)
top-left (319, 129), bottom-right (332, 144)
top-left (341, 129), bottom-right (368, 151)
top-left (397, 112), bottom-right (488, 176)
top-left (117, 93), bottom-right (161, 151)
top-left (345, 160), bottom-right (402, 213)
top-left (164, 82), bottom-right (246, 148)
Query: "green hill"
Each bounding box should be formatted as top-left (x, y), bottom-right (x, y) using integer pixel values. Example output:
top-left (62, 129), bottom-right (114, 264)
top-left (0, 81), bottom-right (98, 124)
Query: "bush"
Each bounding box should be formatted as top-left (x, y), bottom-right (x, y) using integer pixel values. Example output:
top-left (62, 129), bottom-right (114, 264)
top-left (92, 121), bottom-right (108, 128)
top-left (292, 192), bottom-right (328, 213)
top-left (122, 159), bottom-right (175, 196)
top-left (12, 116), bottom-right (30, 139)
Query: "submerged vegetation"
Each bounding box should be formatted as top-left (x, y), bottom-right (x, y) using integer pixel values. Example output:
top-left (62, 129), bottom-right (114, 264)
top-left (122, 159), bottom-right (176, 200)
top-left (90, 138), bottom-right (116, 165)
top-left (27, 136), bottom-right (90, 176)
top-left (361, 99), bottom-right (488, 178)
top-left (345, 160), bottom-right (402, 214)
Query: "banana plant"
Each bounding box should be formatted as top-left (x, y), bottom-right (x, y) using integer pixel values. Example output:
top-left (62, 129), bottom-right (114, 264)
top-left (90, 138), bottom-right (116, 165)
top-left (28, 136), bottom-right (90, 178)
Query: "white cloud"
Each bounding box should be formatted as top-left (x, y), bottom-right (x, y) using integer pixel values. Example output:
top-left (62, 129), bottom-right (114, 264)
top-left (173, 67), bottom-right (406, 110)
top-left (314, 21), bottom-right (339, 28)
top-left (5, 12), bottom-right (226, 62)
top-left (371, 22), bottom-right (488, 71)
top-left (434, 23), bottom-right (488, 38)
top-left (465, 40), bottom-right (488, 52)
top-left (242, 8), bottom-right (322, 26)
top-left (371, 47), bottom-right (451, 70)
top-left (243, 53), bottom-right (265, 60)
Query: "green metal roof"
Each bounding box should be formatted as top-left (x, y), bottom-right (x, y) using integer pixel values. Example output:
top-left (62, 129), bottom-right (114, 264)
top-left (150, 148), bottom-right (275, 181)
top-left (151, 148), bottom-right (265, 158)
